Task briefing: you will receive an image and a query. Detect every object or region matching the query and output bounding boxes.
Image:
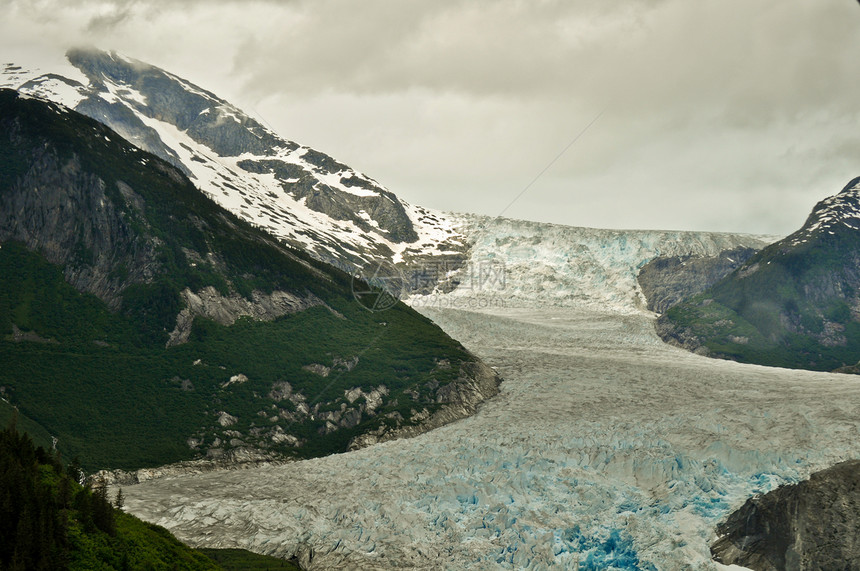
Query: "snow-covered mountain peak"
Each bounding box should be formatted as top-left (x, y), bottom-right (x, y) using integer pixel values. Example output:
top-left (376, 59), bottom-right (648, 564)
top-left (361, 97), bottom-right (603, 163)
top-left (1, 48), bottom-right (465, 270)
top-left (786, 177), bottom-right (860, 246)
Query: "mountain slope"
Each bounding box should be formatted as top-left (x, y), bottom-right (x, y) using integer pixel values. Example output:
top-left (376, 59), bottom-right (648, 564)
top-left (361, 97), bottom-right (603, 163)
top-left (0, 88), bottom-right (499, 471)
top-left (1, 48), bottom-right (464, 271)
top-left (658, 177), bottom-right (860, 371)
top-left (0, 418), bottom-right (299, 570)
top-left (0, 419), bottom-right (220, 571)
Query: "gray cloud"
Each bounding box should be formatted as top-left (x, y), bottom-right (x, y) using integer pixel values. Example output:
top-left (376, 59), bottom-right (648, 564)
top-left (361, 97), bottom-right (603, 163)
top-left (1, 0), bottom-right (858, 235)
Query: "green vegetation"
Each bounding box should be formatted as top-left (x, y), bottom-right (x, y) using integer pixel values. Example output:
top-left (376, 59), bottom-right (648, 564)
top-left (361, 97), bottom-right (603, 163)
top-left (0, 242), bottom-right (467, 469)
top-left (197, 549), bottom-right (301, 571)
top-left (0, 89), bottom-right (477, 471)
top-left (662, 225), bottom-right (860, 371)
top-left (0, 400), bottom-right (53, 451)
top-left (0, 418), bottom-right (217, 570)
top-left (0, 418), bottom-right (300, 570)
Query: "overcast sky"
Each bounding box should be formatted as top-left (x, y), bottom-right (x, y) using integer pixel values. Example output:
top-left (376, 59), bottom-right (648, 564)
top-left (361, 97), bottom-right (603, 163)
top-left (1, 0), bottom-right (859, 235)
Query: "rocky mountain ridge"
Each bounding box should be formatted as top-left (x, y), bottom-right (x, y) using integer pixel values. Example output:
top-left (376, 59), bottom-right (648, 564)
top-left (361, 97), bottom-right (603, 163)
top-left (1, 48), bottom-right (465, 272)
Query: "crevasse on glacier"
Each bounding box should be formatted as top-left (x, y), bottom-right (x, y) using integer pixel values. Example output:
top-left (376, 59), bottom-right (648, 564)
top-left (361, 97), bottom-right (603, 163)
top-left (119, 219), bottom-right (860, 571)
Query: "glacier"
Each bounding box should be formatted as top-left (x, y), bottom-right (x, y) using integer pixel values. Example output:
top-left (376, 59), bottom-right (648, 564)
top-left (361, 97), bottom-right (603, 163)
top-left (117, 220), bottom-right (860, 570)
top-left (414, 214), bottom-right (781, 313)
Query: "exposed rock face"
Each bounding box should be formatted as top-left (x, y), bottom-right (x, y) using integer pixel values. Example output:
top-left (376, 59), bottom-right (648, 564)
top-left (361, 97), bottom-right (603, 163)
top-left (302, 363), bottom-right (332, 377)
top-left (654, 315), bottom-right (710, 355)
top-left (0, 147), bottom-right (160, 309)
top-left (1, 106), bottom-right (321, 338)
top-left (712, 460), bottom-right (860, 571)
top-left (216, 412), bottom-right (238, 427)
top-left (8, 324), bottom-right (56, 344)
top-left (347, 360), bottom-right (501, 450)
top-left (637, 246), bottom-right (758, 313)
top-left (236, 157), bottom-right (417, 244)
top-left (167, 286), bottom-right (323, 346)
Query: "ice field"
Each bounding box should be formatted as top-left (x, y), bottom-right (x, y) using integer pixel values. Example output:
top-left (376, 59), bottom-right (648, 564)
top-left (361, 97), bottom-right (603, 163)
top-left (120, 223), bottom-right (860, 570)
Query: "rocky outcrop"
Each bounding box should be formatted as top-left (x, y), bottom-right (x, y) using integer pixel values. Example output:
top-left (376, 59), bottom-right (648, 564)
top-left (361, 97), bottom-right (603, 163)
top-left (654, 314), bottom-right (710, 355)
top-left (347, 360), bottom-right (501, 450)
top-left (167, 286), bottom-right (323, 346)
top-left (0, 146), bottom-right (161, 309)
top-left (712, 460), bottom-right (860, 570)
top-left (637, 246), bottom-right (758, 313)
top-left (237, 158), bottom-right (418, 243)
top-left (7, 324), bottom-right (57, 344)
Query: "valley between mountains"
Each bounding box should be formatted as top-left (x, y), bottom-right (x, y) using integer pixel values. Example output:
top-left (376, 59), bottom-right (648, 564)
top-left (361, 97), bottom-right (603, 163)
top-left (120, 296), bottom-right (860, 570)
top-left (3, 49), bottom-right (860, 570)
top-left (113, 212), bottom-right (860, 570)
